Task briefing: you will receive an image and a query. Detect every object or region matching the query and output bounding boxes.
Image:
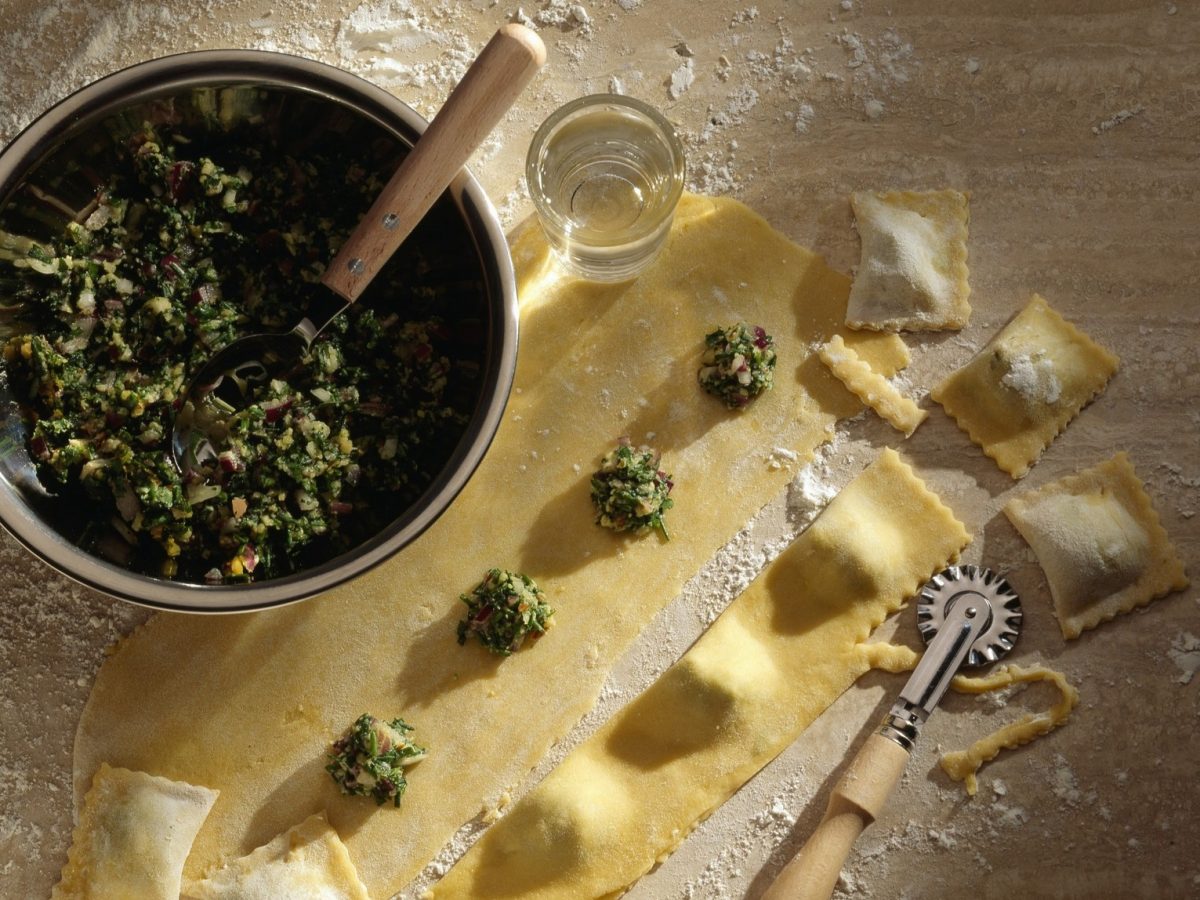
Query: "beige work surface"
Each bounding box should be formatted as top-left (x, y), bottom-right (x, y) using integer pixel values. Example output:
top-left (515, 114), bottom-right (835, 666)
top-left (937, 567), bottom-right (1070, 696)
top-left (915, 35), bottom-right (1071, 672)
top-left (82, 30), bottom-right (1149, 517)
top-left (1, 1), bottom-right (1197, 898)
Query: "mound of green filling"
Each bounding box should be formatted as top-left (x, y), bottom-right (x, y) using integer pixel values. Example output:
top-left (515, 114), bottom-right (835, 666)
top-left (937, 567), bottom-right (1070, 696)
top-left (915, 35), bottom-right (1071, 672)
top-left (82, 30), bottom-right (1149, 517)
top-left (326, 713), bottom-right (426, 807)
top-left (3, 125), bottom-right (481, 582)
top-left (697, 322), bottom-right (776, 408)
top-left (457, 568), bottom-right (555, 656)
top-left (590, 441), bottom-right (674, 539)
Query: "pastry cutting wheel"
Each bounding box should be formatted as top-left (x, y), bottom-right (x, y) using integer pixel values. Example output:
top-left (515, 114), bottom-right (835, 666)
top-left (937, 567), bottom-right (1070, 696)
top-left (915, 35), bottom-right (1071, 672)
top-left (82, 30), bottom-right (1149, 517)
top-left (763, 566), bottom-right (1023, 900)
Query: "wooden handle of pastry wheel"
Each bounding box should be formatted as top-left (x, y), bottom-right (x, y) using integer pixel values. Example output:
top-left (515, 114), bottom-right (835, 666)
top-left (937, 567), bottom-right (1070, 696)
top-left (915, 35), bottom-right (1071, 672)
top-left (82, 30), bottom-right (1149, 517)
top-left (762, 733), bottom-right (910, 900)
top-left (322, 23), bottom-right (547, 302)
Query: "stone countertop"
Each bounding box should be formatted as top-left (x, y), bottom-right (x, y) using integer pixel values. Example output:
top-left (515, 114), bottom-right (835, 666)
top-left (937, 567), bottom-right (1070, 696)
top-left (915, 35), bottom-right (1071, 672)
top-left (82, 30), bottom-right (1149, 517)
top-left (1, 1), bottom-right (1197, 897)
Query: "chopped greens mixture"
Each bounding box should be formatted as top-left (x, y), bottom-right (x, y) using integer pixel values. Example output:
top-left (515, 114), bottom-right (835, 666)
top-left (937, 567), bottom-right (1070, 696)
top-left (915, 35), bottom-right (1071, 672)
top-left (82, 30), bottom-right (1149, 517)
top-left (457, 568), bottom-right (555, 656)
top-left (326, 713), bottom-right (426, 807)
top-left (590, 441), bottom-right (674, 539)
top-left (2, 124), bottom-right (482, 582)
top-left (697, 322), bottom-right (777, 408)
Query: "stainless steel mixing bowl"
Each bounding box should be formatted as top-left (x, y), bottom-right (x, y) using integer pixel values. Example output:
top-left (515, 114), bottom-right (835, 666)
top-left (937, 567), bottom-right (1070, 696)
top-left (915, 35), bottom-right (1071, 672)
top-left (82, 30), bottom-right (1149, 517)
top-left (0, 51), bottom-right (518, 612)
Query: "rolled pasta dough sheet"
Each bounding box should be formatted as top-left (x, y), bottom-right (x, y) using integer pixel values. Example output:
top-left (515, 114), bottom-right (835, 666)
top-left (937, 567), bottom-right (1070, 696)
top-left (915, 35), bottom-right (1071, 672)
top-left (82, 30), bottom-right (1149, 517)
top-left (72, 194), bottom-right (908, 898)
top-left (433, 448), bottom-right (971, 899)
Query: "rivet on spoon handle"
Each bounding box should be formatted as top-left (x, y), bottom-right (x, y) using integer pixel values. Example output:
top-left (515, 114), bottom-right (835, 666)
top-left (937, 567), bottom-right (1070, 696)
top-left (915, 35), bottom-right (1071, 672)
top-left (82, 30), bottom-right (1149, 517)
top-left (322, 23), bottom-right (547, 302)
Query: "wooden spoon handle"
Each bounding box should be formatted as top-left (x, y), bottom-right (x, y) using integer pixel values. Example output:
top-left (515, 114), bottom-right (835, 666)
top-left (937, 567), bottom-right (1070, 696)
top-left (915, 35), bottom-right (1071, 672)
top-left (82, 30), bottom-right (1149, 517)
top-left (762, 733), bottom-right (910, 900)
top-left (322, 23), bottom-right (547, 302)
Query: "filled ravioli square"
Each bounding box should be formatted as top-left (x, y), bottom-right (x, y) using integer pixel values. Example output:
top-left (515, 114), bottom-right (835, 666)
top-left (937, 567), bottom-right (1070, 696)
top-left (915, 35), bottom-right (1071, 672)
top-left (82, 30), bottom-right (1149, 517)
top-left (1004, 453), bottom-right (1189, 639)
top-left (931, 294), bottom-right (1119, 478)
top-left (184, 813), bottom-right (370, 900)
top-left (846, 189), bottom-right (971, 331)
top-left (54, 764), bottom-right (218, 900)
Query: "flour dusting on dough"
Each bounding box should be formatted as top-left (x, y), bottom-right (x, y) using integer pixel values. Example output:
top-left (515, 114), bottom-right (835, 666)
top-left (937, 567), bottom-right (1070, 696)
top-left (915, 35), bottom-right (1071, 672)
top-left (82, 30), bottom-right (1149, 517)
top-left (1001, 352), bottom-right (1063, 405)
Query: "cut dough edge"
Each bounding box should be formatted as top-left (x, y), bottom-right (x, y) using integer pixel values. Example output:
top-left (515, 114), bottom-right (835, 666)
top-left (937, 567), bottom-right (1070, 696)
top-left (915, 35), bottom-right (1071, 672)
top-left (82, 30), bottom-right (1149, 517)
top-left (432, 448), bottom-right (971, 899)
top-left (860, 643), bottom-right (1080, 796)
top-left (819, 334), bottom-right (927, 436)
top-left (1003, 451), bottom-right (1190, 639)
top-left (183, 813), bottom-right (369, 900)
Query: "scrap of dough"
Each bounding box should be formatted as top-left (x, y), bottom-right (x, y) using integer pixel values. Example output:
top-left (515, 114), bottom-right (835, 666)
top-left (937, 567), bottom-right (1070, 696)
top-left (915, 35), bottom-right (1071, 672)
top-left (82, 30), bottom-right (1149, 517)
top-left (860, 644), bottom-right (1080, 796)
top-left (183, 814), bottom-right (369, 900)
top-left (931, 294), bottom-right (1119, 478)
top-left (846, 189), bottom-right (971, 331)
top-left (73, 194), bottom-right (909, 898)
top-left (818, 334), bottom-right (928, 436)
top-left (939, 664), bottom-right (1080, 796)
top-left (1004, 452), bottom-right (1189, 638)
top-left (433, 449), bottom-right (970, 899)
top-left (53, 763), bottom-right (218, 900)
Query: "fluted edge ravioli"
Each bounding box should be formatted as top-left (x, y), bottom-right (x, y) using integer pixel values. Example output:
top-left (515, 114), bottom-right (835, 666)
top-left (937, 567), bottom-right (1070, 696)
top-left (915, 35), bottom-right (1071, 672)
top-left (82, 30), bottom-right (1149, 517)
top-left (54, 764), bottom-right (217, 900)
top-left (931, 294), bottom-right (1119, 478)
top-left (1003, 452), bottom-right (1189, 639)
top-left (846, 189), bottom-right (971, 331)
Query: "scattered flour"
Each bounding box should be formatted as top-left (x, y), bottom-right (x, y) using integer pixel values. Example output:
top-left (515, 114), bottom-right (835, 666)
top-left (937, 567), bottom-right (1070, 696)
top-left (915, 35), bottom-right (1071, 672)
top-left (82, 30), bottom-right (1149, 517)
top-left (336, 1), bottom-right (474, 94)
top-left (669, 58), bottom-right (697, 100)
top-left (1167, 632), bottom-right (1200, 685)
top-left (785, 433), bottom-right (845, 529)
top-left (792, 102), bottom-right (817, 134)
top-left (835, 28), bottom-right (915, 87)
top-left (1051, 754), bottom-right (1082, 806)
top-left (682, 771), bottom-right (812, 900)
top-left (1092, 104), bottom-right (1147, 135)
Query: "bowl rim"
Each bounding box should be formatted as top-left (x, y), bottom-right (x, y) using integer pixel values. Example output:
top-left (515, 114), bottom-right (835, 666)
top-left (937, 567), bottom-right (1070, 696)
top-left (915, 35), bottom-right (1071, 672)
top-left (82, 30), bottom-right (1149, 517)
top-left (0, 50), bottom-right (518, 613)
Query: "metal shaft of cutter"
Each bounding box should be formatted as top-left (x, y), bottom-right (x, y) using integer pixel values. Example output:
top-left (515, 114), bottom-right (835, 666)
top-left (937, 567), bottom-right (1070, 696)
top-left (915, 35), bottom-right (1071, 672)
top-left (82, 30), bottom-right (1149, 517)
top-left (879, 598), bottom-right (991, 750)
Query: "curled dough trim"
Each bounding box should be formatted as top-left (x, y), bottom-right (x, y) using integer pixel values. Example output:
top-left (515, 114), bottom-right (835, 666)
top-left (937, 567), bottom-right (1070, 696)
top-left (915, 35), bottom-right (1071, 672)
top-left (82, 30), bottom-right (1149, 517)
top-left (860, 644), bottom-right (1080, 796)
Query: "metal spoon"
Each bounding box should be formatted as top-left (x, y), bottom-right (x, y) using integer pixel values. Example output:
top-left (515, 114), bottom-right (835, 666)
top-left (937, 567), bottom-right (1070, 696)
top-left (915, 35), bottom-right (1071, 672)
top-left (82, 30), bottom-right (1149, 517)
top-left (170, 24), bottom-right (546, 472)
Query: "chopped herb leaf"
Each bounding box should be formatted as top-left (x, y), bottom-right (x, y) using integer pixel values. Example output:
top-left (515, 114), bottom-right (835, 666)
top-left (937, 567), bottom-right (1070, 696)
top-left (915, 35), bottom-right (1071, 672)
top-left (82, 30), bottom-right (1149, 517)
top-left (697, 322), bottom-right (776, 408)
top-left (2, 124), bottom-right (482, 582)
top-left (457, 568), bottom-right (554, 656)
top-left (325, 713), bottom-right (426, 807)
top-left (590, 440), bottom-right (674, 539)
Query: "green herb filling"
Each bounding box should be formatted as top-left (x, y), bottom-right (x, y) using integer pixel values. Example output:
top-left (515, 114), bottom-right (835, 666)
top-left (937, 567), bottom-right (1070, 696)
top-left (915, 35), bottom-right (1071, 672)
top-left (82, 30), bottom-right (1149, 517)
top-left (326, 713), bottom-right (426, 807)
top-left (697, 322), bottom-right (776, 408)
top-left (457, 568), bottom-right (555, 656)
top-left (590, 441), bottom-right (674, 539)
top-left (2, 125), bottom-right (481, 582)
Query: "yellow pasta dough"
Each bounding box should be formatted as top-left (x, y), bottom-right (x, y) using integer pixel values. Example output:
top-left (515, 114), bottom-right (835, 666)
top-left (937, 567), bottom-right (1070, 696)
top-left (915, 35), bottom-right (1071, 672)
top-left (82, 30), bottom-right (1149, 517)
top-left (846, 189), bottom-right (971, 332)
top-left (1004, 452), bottom-right (1189, 638)
top-left (183, 814), bottom-right (369, 900)
top-left (931, 294), bottom-right (1119, 478)
top-left (54, 764), bottom-right (218, 900)
top-left (818, 334), bottom-right (928, 436)
top-left (73, 194), bottom-right (908, 898)
top-left (863, 643), bottom-right (1080, 797)
top-left (939, 664), bottom-right (1080, 796)
top-left (433, 449), bottom-right (971, 899)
